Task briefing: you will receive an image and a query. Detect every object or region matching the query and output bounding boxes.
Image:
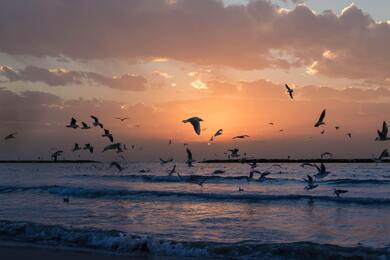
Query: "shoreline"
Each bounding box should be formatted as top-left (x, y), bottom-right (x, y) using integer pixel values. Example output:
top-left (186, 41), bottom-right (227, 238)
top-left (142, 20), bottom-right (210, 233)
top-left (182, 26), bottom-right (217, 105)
top-left (0, 239), bottom-right (388, 259)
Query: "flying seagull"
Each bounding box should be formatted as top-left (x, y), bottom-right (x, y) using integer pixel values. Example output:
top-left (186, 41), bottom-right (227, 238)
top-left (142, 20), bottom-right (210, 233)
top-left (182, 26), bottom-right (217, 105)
top-left (110, 161), bottom-right (127, 172)
top-left (258, 171), bottom-right (271, 181)
top-left (103, 143), bottom-right (122, 152)
top-left (182, 117), bottom-right (203, 135)
top-left (269, 122), bottom-right (274, 125)
top-left (335, 126), bottom-right (340, 130)
top-left (160, 158), bottom-right (174, 165)
top-left (81, 122), bottom-right (91, 129)
top-left (314, 109), bottom-right (326, 127)
top-left (303, 175), bottom-right (318, 190)
top-left (209, 129), bottom-right (223, 144)
top-left (4, 132), bottom-right (17, 140)
top-left (116, 117), bottom-right (129, 122)
top-left (66, 117), bottom-right (78, 129)
top-left (51, 150), bottom-right (63, 161)
top-left (285, 84), bottom-right (294, 99)
top-left (83, 143), bottom-right (94, 154)
top-left (375, 121), bottom-right (389, 141)
top-left (321, 152), bottom-right (333, 159)
top-left (228, 148), bottom-right (240, 158)
top-left (186, 147), bottom-right (195, 167)
top-left (167, 164), bottom-right (177, 176)
top-left (72, 143), bottom-right (81, 152)
top-left (102, 129), bottom-right (114, 143)
top-left (91, 115), bottom-right (103, 128)
top-left (334, 189), bottom-right (348, 198)
top-left (233, 135), bottom-right (250, 139)
top-left (378, 149), bottom-right (389, 161)
top-left (314, 163), bottom-right (330, 180)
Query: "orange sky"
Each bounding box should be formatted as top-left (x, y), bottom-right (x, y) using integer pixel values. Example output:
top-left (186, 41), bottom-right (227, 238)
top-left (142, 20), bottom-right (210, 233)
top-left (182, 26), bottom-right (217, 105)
top-left (0, 0), bottom-right (389, 160)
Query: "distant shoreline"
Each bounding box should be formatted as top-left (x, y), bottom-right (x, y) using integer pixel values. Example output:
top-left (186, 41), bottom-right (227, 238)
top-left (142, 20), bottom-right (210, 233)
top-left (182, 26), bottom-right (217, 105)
top-left (201, 158), bottom-right (389, 163)
top-left (0, 160), bottom-right (99, 164)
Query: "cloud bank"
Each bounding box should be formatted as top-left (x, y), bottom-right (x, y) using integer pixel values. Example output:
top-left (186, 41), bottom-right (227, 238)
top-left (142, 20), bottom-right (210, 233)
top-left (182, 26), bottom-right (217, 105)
top-left (0, 0), bottom-right (388, 83)
top-left (0, 65), bottom-right (147, 91)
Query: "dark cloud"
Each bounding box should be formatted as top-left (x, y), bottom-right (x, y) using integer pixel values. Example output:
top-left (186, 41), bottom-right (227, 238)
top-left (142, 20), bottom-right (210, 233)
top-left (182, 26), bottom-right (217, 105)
top-left (0, 0), bottom-right (388, 82)
top-left (0, 65), bottom-right (147, 91)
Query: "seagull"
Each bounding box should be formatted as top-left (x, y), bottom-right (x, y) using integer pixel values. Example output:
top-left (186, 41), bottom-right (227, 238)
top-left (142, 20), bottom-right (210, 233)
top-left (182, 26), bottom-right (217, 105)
top-left (80, 122), bottom-right (91, 129)
top-left (110, 161), bottom-right (127, 172)
top-left (258, 171), bottom-right (271, 181)
top-left (72, 143), bottom-right (82, 152)
top-left (378, 149), bottom-right (389, 161)
top-left (186, 148), bottom-right (195, 167)
top-left (51, 150), bottom-right (63, 161)
top-left (103, 143), bottom-right (122, 152)
top-left (182, 117), bottom-right (203, 135)
top-left (212, 169), bottom-right (225, 174)
top-left (321, 152), bottom-right (333, 159)
top-left (66, 117), bottom-right (78, 129)
top-left (238, 186), bottom-right (244, 192)
top-left (300, 162), bottom-right (315, 168)
top-left (346, 133), bottom-right (352, 138)
top-left (335, 126), bottom-right (340, 130)
top-left (313, 163), bottom-right (330, 179)
top-left (160, 158), bottom-right (174, 165)
top-left (314, 109), bottom-right (326, 127)
top-left (169, 139), bottom-right (172, 145)
top-left (91, 115), bottom-right (103, 128)
top-left (102, 129), bottom-right (114, 143)
top-left (167, 164), bottom-right (177, 176)
top-left (247, 161), bottom-right (257, 169)
top-left (228, 148), bottom-right (240, 158)
top-left (63, 197), bottom-right (70, 203)
top-left (269, 122), bottom-right (274, 125)
top-left (4, 132), bottom-right (17, 140)
top-left (233, 135), bottom-right (250, 139)
top-left (191, 176), bottom-right (208, 187)
top-left (303, 175), bottom-right (318, 190)
top-left (83, 143), bottom-right (94, 153)
top-left (116, 117), bottom-right (128, 122)
top-left (209, 129), bottom-right (223, 144)
top-left (375, 121), bottom-right (389, 141)
top-left (321, 130), bottom-right (325, 134)
top-left (334, 189), bottom-right (348, 198)
top-left (285, 84), bottom-right (294, 99)
top-left (139, 168), bottom-right (151, 173)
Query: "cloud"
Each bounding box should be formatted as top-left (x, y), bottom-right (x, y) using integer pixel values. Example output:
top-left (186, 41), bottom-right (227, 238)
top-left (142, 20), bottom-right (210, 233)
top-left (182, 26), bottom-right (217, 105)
top-left (0, 0), bottom-right (388, 82)
top-left (0, 65), bottom-right (147, 91)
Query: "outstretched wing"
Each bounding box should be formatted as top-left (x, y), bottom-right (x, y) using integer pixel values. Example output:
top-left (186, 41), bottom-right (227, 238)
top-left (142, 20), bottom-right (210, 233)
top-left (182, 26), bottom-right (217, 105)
top-left (191, 121), bottom-right (201, 135)
top-left (318, 109), bottom-right (326, 123)
top-left (382, 121), bottom-right (388, 137)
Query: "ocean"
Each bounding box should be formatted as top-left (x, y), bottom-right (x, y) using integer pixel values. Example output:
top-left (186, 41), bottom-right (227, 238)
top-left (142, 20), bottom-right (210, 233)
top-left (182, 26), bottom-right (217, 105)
top-left (0, 162), bottom-right (389, 258)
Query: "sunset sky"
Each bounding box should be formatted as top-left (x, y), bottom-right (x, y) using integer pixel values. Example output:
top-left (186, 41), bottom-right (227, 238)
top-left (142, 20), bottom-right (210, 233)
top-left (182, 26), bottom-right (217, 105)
top-left (0, 0), bottom-right (389, 160)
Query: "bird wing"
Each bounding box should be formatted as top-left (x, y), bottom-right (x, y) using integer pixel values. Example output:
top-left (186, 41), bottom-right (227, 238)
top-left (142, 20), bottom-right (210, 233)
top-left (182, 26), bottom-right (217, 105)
top-left (285, 84), bottom-right (291, 91)
top-left (109, 135), bottom-right (114, 143)
top-left (91, 115), bottom-right (98, 123)
top-left (71, 117), bottom-right (77, 124)
top-left (82, 122), bottom-right (88, 127)
top-left (190, 120), bottom-right (201, 135)
top-left (383, 121), bottom-right (388, 137)
top-left (318, 109), bottom-right (326, 123)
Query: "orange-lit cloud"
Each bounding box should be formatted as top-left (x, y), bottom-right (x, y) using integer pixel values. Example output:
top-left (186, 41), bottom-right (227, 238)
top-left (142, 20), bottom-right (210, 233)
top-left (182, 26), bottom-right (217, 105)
top-left (0, 65), bottom-right (147, 91)
top-left (0, 1), bottom-right (388, 83)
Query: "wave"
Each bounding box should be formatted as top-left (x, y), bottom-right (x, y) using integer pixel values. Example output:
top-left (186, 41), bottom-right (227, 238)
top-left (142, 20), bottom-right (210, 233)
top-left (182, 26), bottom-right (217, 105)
top-left (0, 220), bottom-right (388, 259)
top-left (70, 174), bottom-right (390, 186)
top-left (1, 185), bottom-right (390, 206)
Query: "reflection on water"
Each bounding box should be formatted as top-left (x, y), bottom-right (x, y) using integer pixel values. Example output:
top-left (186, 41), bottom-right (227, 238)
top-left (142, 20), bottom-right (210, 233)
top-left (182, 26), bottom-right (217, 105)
top-left (0, 162), bottom-right (389, 248)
